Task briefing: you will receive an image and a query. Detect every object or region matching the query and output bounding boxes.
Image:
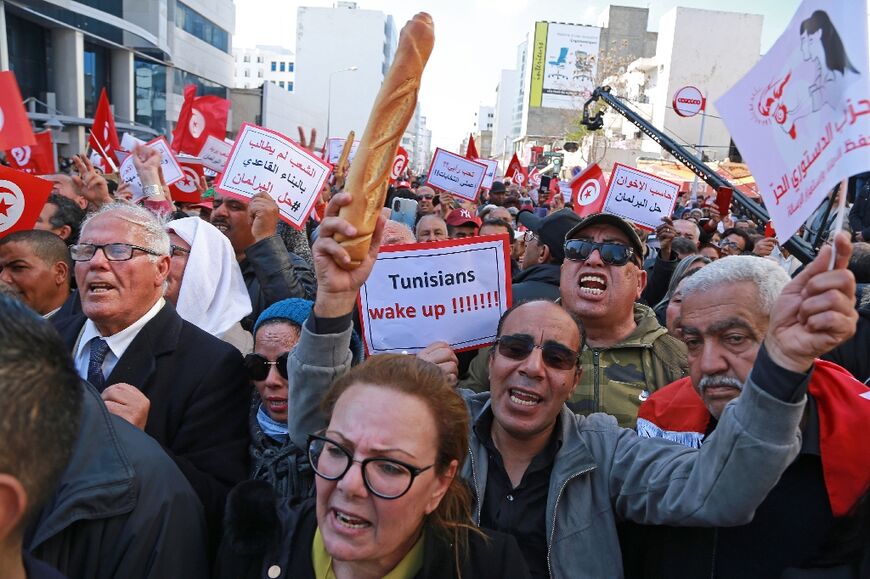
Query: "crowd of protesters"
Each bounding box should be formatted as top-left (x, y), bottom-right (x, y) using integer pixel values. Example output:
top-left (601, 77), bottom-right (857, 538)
top-left (0, 140), bottom-right (868, 579)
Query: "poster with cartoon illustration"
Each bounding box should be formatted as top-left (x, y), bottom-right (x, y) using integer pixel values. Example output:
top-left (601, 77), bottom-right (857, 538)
top-left (717, 0), bottom-right (870, 242)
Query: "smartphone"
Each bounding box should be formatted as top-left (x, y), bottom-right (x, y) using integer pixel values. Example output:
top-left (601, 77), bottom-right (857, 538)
top-left (391, 197), bottom-right (418, 231)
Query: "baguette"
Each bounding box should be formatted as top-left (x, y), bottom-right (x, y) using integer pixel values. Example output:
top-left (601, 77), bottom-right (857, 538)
top-left (335, 12), bottom-right (434, 268)
top-left (333, 130), bottom-right (355, 191)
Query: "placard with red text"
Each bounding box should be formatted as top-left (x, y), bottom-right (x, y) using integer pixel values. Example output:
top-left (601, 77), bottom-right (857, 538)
top-left (197, 134), bottom-right (233, 172)
top-left (425, 148), bottom-right (487, 202)
top-left (358, 235), bottom-right (512, 355)
top-left (602, 163), bottom-right (679, 230)
top-left (216, 123), bottom-right (332, 229)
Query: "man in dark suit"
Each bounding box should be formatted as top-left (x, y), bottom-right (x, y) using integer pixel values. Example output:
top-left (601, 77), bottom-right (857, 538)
top-left (53, 202), bottom-right (250, 544)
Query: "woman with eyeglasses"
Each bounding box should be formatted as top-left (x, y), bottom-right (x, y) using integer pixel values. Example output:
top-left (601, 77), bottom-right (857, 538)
top-left (218, 353), bottom-right (531, 579)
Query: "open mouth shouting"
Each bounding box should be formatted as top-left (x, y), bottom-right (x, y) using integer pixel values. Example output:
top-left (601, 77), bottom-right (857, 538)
top-left (578, 273), bottom-right (607, 297)
top-left (332, 508), bottom-right (372, 531)
top-left (86, 280), bottom-right (116, 296)
top-left (265, 396), bottom-right (288, 413)
top-left (509, 388), bottom-right (542, 407)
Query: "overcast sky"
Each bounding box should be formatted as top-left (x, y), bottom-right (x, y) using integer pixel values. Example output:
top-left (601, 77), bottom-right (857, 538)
top-left (234, 0), bottom-right (800, 150)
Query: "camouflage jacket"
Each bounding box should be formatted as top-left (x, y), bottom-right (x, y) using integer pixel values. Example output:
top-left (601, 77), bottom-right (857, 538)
top-left (458, 303), bottom-right (688, 427)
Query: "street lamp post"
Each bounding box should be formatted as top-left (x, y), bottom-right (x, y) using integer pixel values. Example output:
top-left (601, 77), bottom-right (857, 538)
top-left (327, 66), bottom-right (358, 142)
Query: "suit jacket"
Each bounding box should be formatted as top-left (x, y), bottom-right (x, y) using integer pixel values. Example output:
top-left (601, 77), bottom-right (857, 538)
top-left (53, 301), bottom-right (251, 543)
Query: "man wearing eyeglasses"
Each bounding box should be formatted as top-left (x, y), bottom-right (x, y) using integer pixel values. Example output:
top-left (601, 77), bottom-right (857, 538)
top-left (286, 193), bottom-right (859, 578)
top-left (414, 185), bottom-right (439, 217)
top-left (52, 202), bottom-right (250, 549)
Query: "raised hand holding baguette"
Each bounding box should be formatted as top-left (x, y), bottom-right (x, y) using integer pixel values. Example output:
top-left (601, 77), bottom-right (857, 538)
top-left (334, 12), bottom-right (434, 268)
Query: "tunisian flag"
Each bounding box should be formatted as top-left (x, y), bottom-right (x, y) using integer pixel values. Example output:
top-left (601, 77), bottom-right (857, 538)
top-left (465, 134), bottom-right (479, 160)
top-left (504, 153), bottom-right (528, 187)
top-left (389, 146), bottom-right (410, 184)
top-left (171, 85), bottom-right (231, 155)
top-left (0, 165), bottom-right (53, 238)
top-left (570, 163), bottom-right (607, 217)
top-left (5, 131), bottom-right (54, 175)
top-left (89, 88), bottom-right (121, 168)
top-left (169, 159), bottom-right (205, 203)
top-left (0, 71), bottom-right (36, 150)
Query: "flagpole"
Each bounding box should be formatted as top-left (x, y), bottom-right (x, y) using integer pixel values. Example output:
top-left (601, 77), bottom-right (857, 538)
top-left (89, 129), bottom-right (118, 173)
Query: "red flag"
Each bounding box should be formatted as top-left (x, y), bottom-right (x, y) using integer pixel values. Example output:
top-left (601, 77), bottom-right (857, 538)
top-left (169, 159), bottom-right (205, 203)
top-left (171, 85), bottom-right (230, 155)
top-left (5, 131), bottom-right (54, 175)
top-left (465, 134), bottom-right (479, 160)
top-left (0, 71), bottom-right (36, 150)
top-left (504, 153), bottom-right (528, 187)
top-left (390, 146), bottom-right (410, 184)
top-left (0, 165), bottom-right (53, 238)
top-left (528, 167), bottom-right (541, 189)
top-left (571, 164), bottom-right (607, 217)
top-left (89, 87), bottom-right (121, 167)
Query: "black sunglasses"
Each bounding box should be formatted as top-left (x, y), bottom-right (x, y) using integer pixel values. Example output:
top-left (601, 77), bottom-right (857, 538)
top-left (564, 239), bottom-right (635, 266)
top-left (243, 352), bottom-right (289, 380)
top-left (496, 334), bottom-right (580, 371)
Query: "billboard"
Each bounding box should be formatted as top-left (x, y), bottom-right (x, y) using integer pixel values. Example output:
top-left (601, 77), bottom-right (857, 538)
top-left (528, 22), bottom-right (601, 110)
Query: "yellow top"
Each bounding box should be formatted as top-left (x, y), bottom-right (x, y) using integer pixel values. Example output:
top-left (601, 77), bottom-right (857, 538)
top-left (311, 525), bottom-right (425, 579)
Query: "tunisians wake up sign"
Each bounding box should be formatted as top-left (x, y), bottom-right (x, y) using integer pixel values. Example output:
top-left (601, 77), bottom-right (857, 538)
top-left (217, 122), bottom-right (332, 229)
top-left (358, 235), bottom-right (512, 355)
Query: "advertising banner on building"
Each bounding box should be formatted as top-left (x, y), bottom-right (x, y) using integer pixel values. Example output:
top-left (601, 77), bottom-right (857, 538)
top-left (528, 22), bottom-right (601, 110)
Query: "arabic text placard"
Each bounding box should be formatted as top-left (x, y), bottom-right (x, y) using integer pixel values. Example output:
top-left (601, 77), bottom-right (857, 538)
top-left (425, 148), bottom-right (487, 202)
top-left (602, 163), bottom-right (679, 231)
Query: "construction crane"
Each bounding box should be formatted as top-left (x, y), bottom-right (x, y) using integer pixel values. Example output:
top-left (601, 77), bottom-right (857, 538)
top-left (580, 85), bottom-right (819, 264)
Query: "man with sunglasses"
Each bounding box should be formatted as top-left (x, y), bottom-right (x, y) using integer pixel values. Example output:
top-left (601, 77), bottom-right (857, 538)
top-left (52, 203), bottom-right (250, 550)
top-left (286, 193), bottom-right (859, 578)
top-left (463, 214), bottom-right (686, 427)
top-left (414, 185), bottom-right (439, 217)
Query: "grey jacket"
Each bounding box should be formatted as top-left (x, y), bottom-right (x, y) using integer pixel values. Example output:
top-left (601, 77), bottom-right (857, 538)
top-left (286, 322), bottom-right (806, 579)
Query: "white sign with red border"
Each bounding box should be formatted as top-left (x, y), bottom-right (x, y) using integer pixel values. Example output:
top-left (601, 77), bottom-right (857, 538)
top-left (672, 85), bottom-right (706, 118)
top-left (476, 158), bottom-right (498, 190)
top-left (119, 137), bottom-right (184, 201)
top-left (216, 122), bottom-right (332, 230)
top-left (325, 138), bottom-right (360, 166)
top-left (197, 135), bottom-right (233, 173)
top-left (358, 235), bottom-right (513, 354)
top-left (425, 148), bottom-right (488, 202)
top-left (603, 163), bottom-right (680, 230)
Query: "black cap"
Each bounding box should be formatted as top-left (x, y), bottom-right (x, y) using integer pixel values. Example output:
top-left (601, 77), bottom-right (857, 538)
top-left (517, 208), bottom-right (582, 264)
top-left (564, 213), bottom-right (645, 266)
top-left (489, 180), bottom-right (506, 194)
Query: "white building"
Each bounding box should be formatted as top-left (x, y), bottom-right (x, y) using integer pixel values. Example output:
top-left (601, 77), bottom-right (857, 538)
top-left (292, 2), bottom-right (397, 142)
top-left (475, 105), bottom-right (494, 132)
top-left (401, 103), bottom-right (432, 175)
top-left (593, 7), bottom-right (763, 167)
top-left (2, 0), bottom-right (235, 156)
top-left (233, 45), bottom-right (296, 92)
top-left (492, 68), bottom-right (520, 162)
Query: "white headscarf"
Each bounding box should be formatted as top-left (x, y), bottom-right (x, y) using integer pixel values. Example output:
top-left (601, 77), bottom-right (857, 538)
top-left (166, 217), bottom-right (252, 338)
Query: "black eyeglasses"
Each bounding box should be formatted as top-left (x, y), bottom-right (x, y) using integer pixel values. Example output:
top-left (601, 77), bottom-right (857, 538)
top-left (70, 243), bottom-right (163, 262)
top-left (308, 434), bottom-right (433, 499)
top-left (495, 334), bottom-right (580, 371)
top-left (170, 244), bottom-right (190, 257)
top-left (243, 352), bottom-right (289, 380)
top-left (417, 194), bottom-right (435, 200)
top-left (564, 239), bottom-right (635, 266)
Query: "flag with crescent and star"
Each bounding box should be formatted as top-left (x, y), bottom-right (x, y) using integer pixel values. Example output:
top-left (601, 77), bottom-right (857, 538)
top-left (0, 165), bottom-right (53, 238)
top-left (570, 163), bottom-right (608, 217)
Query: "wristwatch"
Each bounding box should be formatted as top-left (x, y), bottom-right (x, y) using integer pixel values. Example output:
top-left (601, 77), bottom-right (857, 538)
top-left (142, 184), bottom-right (162, 198)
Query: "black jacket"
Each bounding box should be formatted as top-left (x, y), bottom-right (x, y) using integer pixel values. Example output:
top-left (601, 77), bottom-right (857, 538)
top-left (240, 235), bottom-right (316, 331)
top-left (27, 383), bottom-right (208, 579)
top-left (641, 252), bottom-right (678, 307)
top-left (215, 481), bottom-right (532, 579)
top-left (52, 302), bottom-right (251, 543)
top-left (248, 394), bottom-right (315, 500)
top-left (848, 177), bottom-right (870, 240)
top-left (511, 263), bottom-right (561, 303)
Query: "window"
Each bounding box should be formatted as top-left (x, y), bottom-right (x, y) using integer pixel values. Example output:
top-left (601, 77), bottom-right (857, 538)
top-left (288, 62), bottom-right (294, 72)
top-left (280, 62), bottom-right (286, 72)
top-left (83, 42), bottom-right (110, 118)
top-left (243, 55), bottom-right (250, 63)
top-left (287, 82), bottom-right (293, 92)
top-left (257, 71), bottom-right (263, 78)
top-left (244, 70), bottom-right (250, 77)
top-left (279, 81), bottom-right (285, 88)
top-left (175, 2), bottom-right (229, 52)
top-left (271, 61), bottom-right (277, 71)
top-left (257, 56), bottom-right (264, 63)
